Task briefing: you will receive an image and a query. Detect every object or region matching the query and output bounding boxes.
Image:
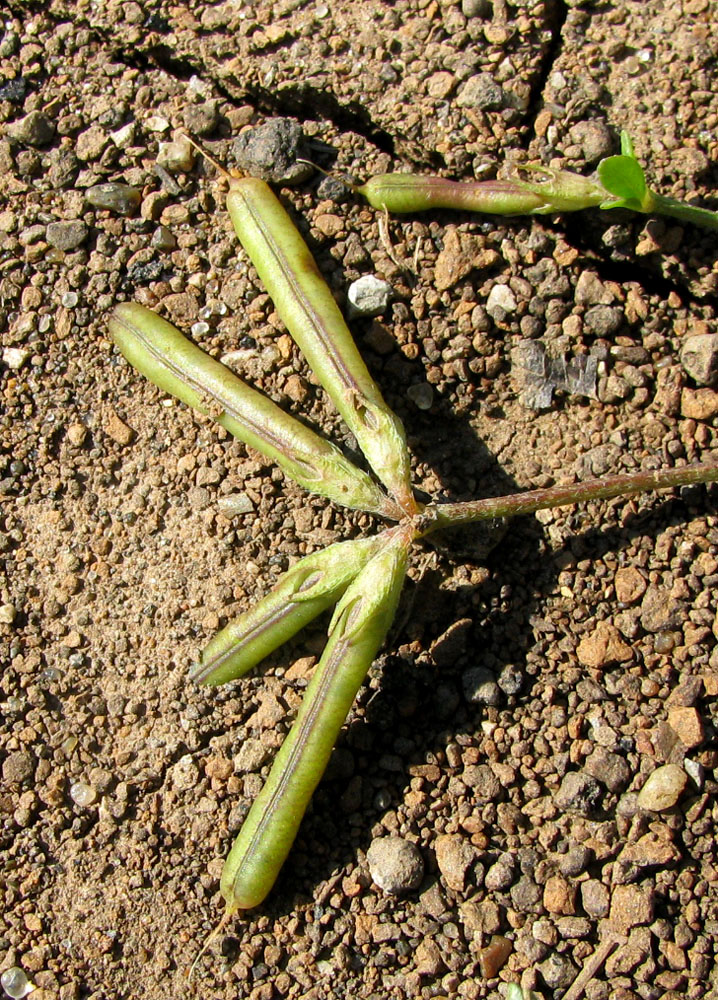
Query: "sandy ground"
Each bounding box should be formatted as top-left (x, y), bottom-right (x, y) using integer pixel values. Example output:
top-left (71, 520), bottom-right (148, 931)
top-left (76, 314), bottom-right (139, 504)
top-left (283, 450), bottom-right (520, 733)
top-left (1, 2), bottom-right (718, 998)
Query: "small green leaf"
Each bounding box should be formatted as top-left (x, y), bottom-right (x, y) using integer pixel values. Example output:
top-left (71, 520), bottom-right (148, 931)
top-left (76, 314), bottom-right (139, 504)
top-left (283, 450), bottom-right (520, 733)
top-left (506, 986), bottom-right (542, 1000)
top-left (620, 129), bottom-right (636, 158)
top-left (597, 155), bottom-right (647, 206)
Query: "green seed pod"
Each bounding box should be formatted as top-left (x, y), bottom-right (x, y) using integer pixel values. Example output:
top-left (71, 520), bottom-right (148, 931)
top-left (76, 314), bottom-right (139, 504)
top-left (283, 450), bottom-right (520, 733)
top-left (357, 168), bottom-right (607, 216)
top-left (109, 302), bottom-right (399, 518)
top-left (192, 535), bottom-right (385, 686)
top-left (220, 522), bottom-right (414, 911)
top-left (223, 176), bottom-right (416, 515)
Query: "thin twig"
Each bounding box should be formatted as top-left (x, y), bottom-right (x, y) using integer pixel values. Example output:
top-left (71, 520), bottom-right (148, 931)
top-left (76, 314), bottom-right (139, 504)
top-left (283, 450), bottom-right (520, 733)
top-left (378, 208), bottom-right (407, 271)
top-left (562, 934), bottom-right (625, 1000)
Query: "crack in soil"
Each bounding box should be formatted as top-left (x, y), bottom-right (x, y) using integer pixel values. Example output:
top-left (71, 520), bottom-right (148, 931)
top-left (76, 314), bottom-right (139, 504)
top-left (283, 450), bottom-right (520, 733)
top-left (519, 0), bottom-right (569, 149)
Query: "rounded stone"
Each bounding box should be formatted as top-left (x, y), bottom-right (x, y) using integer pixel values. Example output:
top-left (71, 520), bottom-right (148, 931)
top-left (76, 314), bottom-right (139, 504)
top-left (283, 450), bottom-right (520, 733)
top-left (636, 764), bottom-right (688, 811)
top-left (86, 183), bottom-right (141, 215)
top-left (366, 836), bottom-right (424, 894)
top-left (347, 275), bottom-right (393, 317)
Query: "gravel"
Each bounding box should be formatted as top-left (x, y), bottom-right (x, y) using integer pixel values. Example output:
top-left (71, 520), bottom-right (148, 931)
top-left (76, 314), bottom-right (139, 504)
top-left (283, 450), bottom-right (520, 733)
top-left (2, 4), bottom-right (717, 999)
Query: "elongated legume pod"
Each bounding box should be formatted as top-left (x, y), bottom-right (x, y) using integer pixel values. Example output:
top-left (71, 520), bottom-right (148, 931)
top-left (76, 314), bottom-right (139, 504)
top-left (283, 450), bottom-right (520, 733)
top-left (220, 521), bottom-right (414, 912)
top-left (356, 166), bottom-right (607, 216)
top-left (222, 176), bottom-right (416, 515)
top-left (110, 302), bottom-right (399, 519)
top-left (192, 534), bottom-right (385, 686)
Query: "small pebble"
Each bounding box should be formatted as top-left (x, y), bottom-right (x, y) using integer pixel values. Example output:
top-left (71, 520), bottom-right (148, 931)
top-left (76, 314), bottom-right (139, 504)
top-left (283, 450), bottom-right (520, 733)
top-left (614, 566), bottom-right (647, 604)
top-left (636, 764), bottom-right (688, 811)
top-left (0, 967), bottom-right (35, 999)
top-left (478, 936), bottom-right (513, 978)
top-left (347, 275), bottom-right (393, 317)
top-left (486, 283), bottom-right (518, 321)
top-left (217, 493), bottom-right (255, 516)
top-left (234, 738), bottom-right (270, 773)
top-left (461, 0), bottom-right (491, 16)
top-left (86, 182), bottom-right (142, 215)
top-left (0, 603), bottom-right (16, 624)
top-left (584, 305), bottom-right (623, 336)
top-left (183, 102), bottom-right (220, 137)
top-left (681, 387), bottom-right (718, 421)
top-left (66, 422), bottom-right (87, 447)
top-left (497, 662), bottom-right (524, 695)
top-left (61, 291), bottom-right (79, 308)
top-left (46, 220), bottom-right (89, 251)
top-left (2, 751), bottom-right (34, 783)
top-left (457, 73), bottom-right (505, 110)
top-left (667, 706), bottom-right (704, 748)
top-left (232, 118), bottom-right (312, 184)
top-left (145, 115), bottom-right (170, 132)
top-left (576, 621), bottom-right (633, 668)
top-left (609, 883), bottom-right (655, 933)
top-left (157, 137), bottom-right (195, 174)
top-left (171, 754), bottom-right (200, 791)
top-left (104, 411), bottom-right (134, 446)
top-left (543, 875), bottom-right (576, 915)
top-left (680, 333), bottom-right (718, 385)
top-left (151, 226), bottom-right (176, 251)
top-left (640, 585), bottom-right (684, 633)
top-left (435, 834), bottom-right (479, 891)
top-left (7, 110), bottom-right (55, 146)
top-left (366, 836), bottom-right (424, 894)
top-left (3, 348), bottom-right (30, 371)
top-left (70, 782), bottom-right (97, 807)
top-left (581, 879), bottom-right (610, 918)
top-left (75, 125), bottom-right (108, 161)
top-left (575, 270), bottom-right (614, 306)
top-left (554, 771), bottom-right (602, 815)
top-left (462, 666), bottom-right (501, 706)
top-left (414, 938), bottom-right (444, 977)
top-left (568, 120), bottom-right (614, 163)
top-left (109, 122), bottom-right (136, 147)
top-left (484, 856), bottom-right (516, 892)
top-left (538, 953), bottom-right (578, 990)
top-left (584, 746), bottom-right (632, 793)
top-left (0, 78), bottom-right (27, 102)
top-left (406, 383), bottom-right (433, 410)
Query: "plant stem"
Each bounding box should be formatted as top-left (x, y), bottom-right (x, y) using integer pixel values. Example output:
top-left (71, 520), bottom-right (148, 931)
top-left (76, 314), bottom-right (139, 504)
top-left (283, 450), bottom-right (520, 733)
top-left (646, 190), bottom-right (718, 231)
top-left (419, 462), bottom-right (718, 535)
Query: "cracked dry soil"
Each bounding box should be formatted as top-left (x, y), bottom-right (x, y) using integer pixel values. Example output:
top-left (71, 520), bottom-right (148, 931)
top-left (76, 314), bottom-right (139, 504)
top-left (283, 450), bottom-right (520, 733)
top-left (2, 2), bottom-right (718, 999)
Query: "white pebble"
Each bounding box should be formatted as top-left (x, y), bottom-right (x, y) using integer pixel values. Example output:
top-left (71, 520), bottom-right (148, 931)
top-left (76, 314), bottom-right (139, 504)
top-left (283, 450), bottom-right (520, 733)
top-left (0, 603), bottom-right (17, 624)
top-left (347, 275), bottom-right (393, 317)
top-left (486, 283), bottom-right (517, 319)
top-left (145, 116), bottom-right (170, 133)
top-left (1, 967), bottom-right (35, 999)
top-left (70, 782), bottom-right (98, 807)
top-left (109, 122), bottom-right (136, 147)
top-left (188, 75), bottom-right (211, 97)
top-left (171, 754), bottom-right (200, 791)
top-left (157, 137), bottom-right (196, 174)
top-left (218, 493), bottom-right (255, 516)
top-left (636, 764), bottom-right (688, 811)
top-left (3, 348), bottom-right (30, 371)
